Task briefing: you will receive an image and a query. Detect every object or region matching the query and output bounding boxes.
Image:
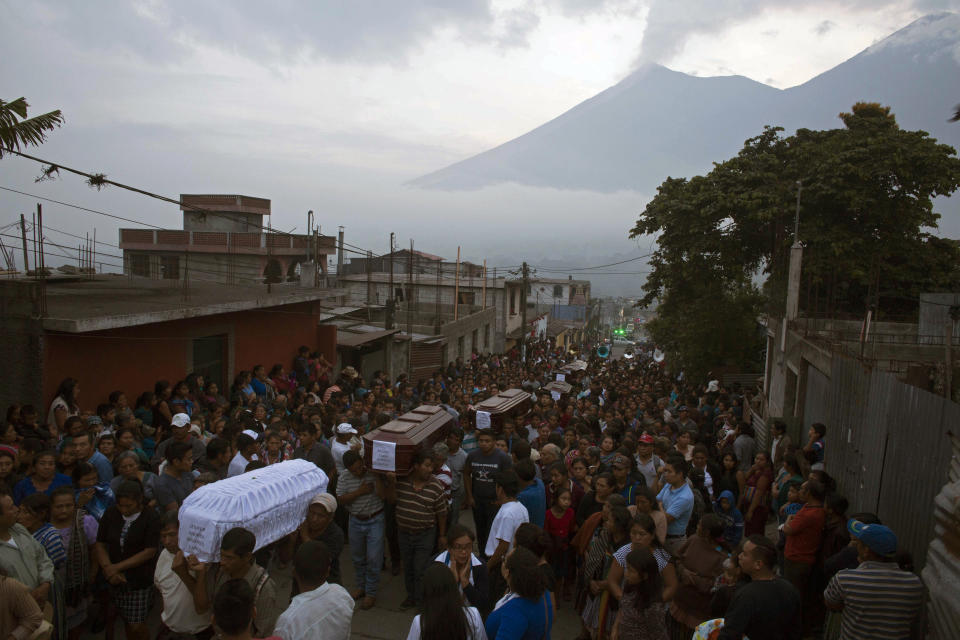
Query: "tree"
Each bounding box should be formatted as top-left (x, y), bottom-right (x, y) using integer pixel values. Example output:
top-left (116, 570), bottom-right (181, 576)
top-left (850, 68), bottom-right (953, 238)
top-left (0, 97), bottom-right (63, 158)
top-left (631, 103), bottom-right (960, 376)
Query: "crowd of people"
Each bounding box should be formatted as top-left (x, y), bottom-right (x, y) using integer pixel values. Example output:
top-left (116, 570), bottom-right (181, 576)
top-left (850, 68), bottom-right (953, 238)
top-left (0, 339), bottom-right (926, 640)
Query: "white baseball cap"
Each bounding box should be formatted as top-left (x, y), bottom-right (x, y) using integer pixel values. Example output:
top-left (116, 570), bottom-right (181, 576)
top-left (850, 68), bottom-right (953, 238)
top-left (336, 423), bottom-right (358, 435)
top-left (171, 413), bottom-right (191, 428)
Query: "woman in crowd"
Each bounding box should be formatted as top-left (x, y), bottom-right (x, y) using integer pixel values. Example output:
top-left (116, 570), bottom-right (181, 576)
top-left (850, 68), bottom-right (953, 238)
top-left (48, 378), bottom-right (81, 438)
top-left (94, 480), bottom-right (161, 640)
top-left (0, 447), bottom-right (20, 494)
top-left (168, 381), bottom-right (194, 418)
top-left (406, 563), bottom-right (486, 640)
top-left (576, 472), bottom-right (614, 525)
top-left (13, 449), bottom-right (72, 505)
top-left (611, 548), bottom-right (668, 640)
top-left (570, 456), bottom-right (592, 492)
top-left (435, 524), bottom-right (490, 615)
top-left (666, 514), bottom-right (727, 639)
top-left (773, 452), bottom-right (804, 517)
top-left (714, 452), bottom-right (744, 506)
top-left (578, 505), bottom-right (631, 640)
top-left (486, 548), bottom-right (553, 640)
top-left (740, 451), bottom-right (774, 536)
top-left (514, 523), bottom-right (557, 597)
top-left (133, 392), bottom-right (155, 429)
top-left (72, 462), bottom-right (115, 522)
top-left (153, 380), bottom-right (174, 436)
top-left (606, 513), bottom-right (676, 605)
top-left (50, 486), bottom-right (98, 640)
top-left (110, 452), bottom-right (158, 510)
top-left (629, 486), bottom-right (667, 545)
top-left (113, 429), bottom-right (149, 469)
top-left (260, 430), bottom-right (289, 465)
top-left (18, 492), bottom-right (67, 638)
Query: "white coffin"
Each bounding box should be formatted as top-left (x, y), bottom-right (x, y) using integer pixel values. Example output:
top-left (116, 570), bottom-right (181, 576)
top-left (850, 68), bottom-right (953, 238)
top-left (178, 459), bottom-right (329, 562)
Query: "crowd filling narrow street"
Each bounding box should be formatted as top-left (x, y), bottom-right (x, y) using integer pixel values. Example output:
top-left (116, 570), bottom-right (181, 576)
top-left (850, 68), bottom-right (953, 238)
top-left (0, 340), bottom-right (926, 640)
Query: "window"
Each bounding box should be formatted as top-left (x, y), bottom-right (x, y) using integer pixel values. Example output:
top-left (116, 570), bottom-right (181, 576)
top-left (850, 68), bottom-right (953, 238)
top-left (458, 291), bottom-right (475, 305)
top-left (161, 255), bottom-right (180, 280)
top-left (130, 254), bottom-right (150, 278)
top-left (192, 335), bottom-right (226, 390)
top-left (457, 336), bottom-right (464, 358)
top-left (484, 324), bottom-right (490, 348)
top-left (471, 329), bottom-right (478, 353)
top-left (510, 290), bottom-right (516, 315)
top-left (394, 287), bottom-right (405, 302)
top-left (553, 285), bottom-right (563, 298)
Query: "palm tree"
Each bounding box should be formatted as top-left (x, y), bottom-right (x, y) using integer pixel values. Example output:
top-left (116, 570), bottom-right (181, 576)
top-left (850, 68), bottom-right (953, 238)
top-left (0, 97), bottom-right (63, 158)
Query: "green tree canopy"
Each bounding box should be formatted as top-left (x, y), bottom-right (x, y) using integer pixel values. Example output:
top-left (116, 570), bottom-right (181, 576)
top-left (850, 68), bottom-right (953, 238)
top-left (0, 97), bottom-right (63, 158)
top-left (631, 103), bottom-right (960, 378)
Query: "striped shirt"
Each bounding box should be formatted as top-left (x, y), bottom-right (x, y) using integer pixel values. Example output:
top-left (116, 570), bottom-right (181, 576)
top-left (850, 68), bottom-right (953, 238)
top-left (462, 430), bottom-right (479, 455)
top-left (32, 523), bottom-right (66, 570)
top-left (823, 561), bottom-right (924, 640)
top-left (335, 469), bottom-right (384, 517)
top-left (434, 465), bottom-right (453, 504)
top-left (395, 477), bottom-right (447, 532)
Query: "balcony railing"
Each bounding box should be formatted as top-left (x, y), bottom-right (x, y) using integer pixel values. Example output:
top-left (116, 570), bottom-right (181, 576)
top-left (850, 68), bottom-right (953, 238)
top-left (119, 229), bottom-right (336, 254)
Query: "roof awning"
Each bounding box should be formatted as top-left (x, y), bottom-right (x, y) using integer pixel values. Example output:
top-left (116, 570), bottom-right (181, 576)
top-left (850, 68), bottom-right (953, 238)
top-left (336, 328), bottom-right (399, 348)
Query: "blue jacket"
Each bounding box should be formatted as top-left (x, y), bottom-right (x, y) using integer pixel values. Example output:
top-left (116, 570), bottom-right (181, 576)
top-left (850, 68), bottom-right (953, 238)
top-left (486, 592), bottom-right (553, 640)
top-left (518, 478), bottom-right (546, 528)
top-left (716, 489), bottom-right (744, 548)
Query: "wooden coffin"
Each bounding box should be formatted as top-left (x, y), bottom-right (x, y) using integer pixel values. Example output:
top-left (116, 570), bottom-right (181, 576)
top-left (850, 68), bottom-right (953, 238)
top-left (471, 388), bottom-right (533, 434)
top-left (544, 380), bottom-right (573, 397)
top-left (363, 404), bottom-right (452, 476)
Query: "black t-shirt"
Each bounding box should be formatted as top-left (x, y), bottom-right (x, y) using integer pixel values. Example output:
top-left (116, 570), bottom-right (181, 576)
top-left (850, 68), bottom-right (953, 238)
top-left (466, 449), bottom-right (512, 502)
top-left (97, 506), bottom-right (162, 589)
top-left (717, 577), bottom-right (801, 640)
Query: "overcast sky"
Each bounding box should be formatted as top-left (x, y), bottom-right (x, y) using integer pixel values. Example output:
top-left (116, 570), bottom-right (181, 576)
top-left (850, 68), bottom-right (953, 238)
top-left (1, 1), bottom-right (957, 294)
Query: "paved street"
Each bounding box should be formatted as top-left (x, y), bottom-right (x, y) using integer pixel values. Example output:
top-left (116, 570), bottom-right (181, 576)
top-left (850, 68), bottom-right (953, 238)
top-left (342, 508), bottom-right (583, 640)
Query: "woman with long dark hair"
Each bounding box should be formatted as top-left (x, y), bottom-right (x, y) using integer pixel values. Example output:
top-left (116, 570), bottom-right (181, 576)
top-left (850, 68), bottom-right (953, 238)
top-left (611, 548), bottom-right (668, 640)
top-left (405, 562), bottom-right (486, 640)
top-left (486, 547), bottom-right (553, 640)
top-left (740, 451), bottom-right (774, 536)
top-left (47, 378), bottom-right (81, 438)
top-left (434, 524), bottom-right (490, 615)
top-left (13, 449), bottom-right (72, 505)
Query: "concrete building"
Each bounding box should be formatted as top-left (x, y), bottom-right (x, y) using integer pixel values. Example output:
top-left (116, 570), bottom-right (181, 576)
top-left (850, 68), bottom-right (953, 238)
top-left (338, 264), bottom-right (591, 353)
top-left (118, 194), bottom-right (337, 285)
top-left (0, 275), bottom-right (340, 414)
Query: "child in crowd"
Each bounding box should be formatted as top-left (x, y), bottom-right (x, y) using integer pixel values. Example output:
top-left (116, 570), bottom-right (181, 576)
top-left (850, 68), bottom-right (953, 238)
top-left (611, 548), bottom-right (669, 640)
top-left (715, 489), bottom-right (744, 550)
top-left (543, 487), bottom-right (577, 602)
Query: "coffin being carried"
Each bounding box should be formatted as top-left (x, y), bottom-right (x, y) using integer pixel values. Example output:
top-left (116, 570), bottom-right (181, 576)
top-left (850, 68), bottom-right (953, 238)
top-left (471, 388), bottom-right (533, 434)
top-left (363, 405), bottom-right (453, 476)
top-left (178, 459), bottom-right (329, 562)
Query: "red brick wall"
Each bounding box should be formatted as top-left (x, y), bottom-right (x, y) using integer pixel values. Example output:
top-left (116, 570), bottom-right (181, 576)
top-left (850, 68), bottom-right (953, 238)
top-left (42, 302), bottom-right (321, 412)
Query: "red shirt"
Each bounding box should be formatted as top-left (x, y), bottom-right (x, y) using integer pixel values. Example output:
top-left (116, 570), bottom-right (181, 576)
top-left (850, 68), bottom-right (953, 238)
top-left (784, 503), bottom-right (825, 565)
top-left (544, 507), bottom-right (576, 549)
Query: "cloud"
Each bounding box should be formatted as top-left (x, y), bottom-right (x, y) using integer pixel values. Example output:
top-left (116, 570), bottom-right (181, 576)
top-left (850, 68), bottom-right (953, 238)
top-left (635, 0), bottom-right (960, 64)
top-left (8, 0), bottom-right (543, 66)
top-left (814, 19), bottom-right (836, 35)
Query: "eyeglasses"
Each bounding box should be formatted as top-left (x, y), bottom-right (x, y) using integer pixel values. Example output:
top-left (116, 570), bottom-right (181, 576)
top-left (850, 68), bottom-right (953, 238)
top-left (451, 543), bottom-right (473, 552)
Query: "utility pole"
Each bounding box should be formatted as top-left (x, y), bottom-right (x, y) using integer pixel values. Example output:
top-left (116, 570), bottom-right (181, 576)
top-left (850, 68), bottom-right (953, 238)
top-left (482, 259), bottom-right (487, 309)
top-left (336, 227), bottom-right (345, 285)
top-left (407, 239), bottom-right (414, 337)
top-left (520, 261), bottom-right (529, 363)
top-left (366, 250), bottom-right (373, 305)
top-left (19, 214), bottom-right (28, 273)
top-left (785, 179), bottom-right (804, 321)
top-left (453, 246), bottom-right (461, 321)
top-left (386, 232), bottom-right (395, 329)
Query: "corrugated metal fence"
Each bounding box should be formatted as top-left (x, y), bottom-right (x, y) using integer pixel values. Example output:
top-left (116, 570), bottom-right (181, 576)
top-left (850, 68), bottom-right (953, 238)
top-left (922, 432), bottom-right (960, 639)
top-left (802, 353), bottom-right (959, 571)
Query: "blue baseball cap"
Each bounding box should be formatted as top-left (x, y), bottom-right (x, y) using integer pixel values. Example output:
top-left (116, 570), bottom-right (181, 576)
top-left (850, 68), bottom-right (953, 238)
top-left (848, 519), bottom-right (897, 557)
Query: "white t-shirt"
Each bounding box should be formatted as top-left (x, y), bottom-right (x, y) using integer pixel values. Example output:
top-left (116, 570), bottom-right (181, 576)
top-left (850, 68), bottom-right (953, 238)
top-left (154, 549), bottom-right (211, 634)
top-left (228, 451), bottom-right (257, 477)
top-left (331, 440), bottom-right (353, 473)
top-left (485, 500), bottom-right (529, 557)
top-left (406, 606), bottom-right (487, 640)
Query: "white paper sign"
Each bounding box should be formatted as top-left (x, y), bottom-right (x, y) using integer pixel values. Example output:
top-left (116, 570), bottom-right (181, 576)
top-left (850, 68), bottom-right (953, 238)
top-left (556, 373), bottom-right (566, 382)
top-left (476, 410), bottom-right (491, 429)
top-left (371, 440), bottom-right (396, 472)
top-left (551, 391), bottom-right (561, 401)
